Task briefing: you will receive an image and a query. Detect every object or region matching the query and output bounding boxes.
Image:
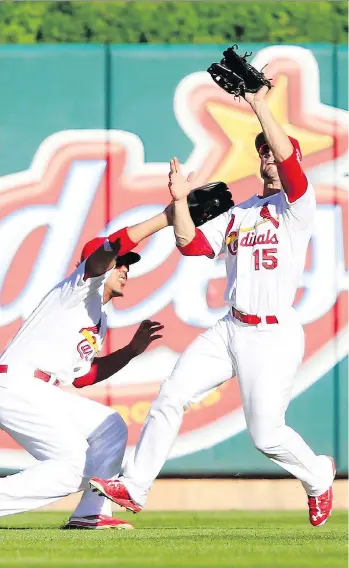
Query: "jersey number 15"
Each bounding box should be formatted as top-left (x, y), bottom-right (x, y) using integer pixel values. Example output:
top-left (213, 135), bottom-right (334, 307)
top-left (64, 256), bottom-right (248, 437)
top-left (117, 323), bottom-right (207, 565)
top-left (253, 248), bottom-right (278, 270)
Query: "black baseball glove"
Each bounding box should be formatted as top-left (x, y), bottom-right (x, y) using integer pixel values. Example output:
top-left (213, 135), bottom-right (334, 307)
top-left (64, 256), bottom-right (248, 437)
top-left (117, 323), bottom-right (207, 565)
top-left (187, 182), bottom-right (234, 227)
top-left (207, 44), bottom-right (272, 98)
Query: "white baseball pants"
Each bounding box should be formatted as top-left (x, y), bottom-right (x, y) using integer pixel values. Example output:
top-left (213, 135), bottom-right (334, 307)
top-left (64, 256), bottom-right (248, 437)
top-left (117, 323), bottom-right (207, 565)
top-left (122, 311), bottom-right (334, 507)
top-left (0, 370), bottom-right (127, 518)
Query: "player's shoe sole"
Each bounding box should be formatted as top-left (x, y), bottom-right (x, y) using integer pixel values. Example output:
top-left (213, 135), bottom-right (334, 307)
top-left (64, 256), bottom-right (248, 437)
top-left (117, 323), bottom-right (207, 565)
top-left (62, 514), bottom-right (134, 530)
top-left (89, 477), bottom-right (142, 514)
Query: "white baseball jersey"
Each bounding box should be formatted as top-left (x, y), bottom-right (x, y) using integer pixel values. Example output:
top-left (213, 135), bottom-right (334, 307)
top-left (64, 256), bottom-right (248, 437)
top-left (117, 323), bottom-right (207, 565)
top-left (199, 181), bottom-right (316, 316)
top-left (0, 261), bottom-right (110, 385)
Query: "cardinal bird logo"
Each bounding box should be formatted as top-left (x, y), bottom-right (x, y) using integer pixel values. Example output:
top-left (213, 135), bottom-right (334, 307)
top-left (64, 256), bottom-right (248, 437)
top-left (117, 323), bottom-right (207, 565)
top-left (260, 203), bottom-right (280, 228)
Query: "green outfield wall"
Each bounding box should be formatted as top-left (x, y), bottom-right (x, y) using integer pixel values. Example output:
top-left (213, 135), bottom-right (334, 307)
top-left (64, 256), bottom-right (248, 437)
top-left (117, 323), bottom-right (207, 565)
top-left (0, 43), bottom-right (347, 475)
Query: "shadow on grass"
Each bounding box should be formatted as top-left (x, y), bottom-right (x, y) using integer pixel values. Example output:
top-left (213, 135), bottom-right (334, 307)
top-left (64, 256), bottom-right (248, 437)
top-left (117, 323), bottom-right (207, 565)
top-left (0, 527), bottom-right (54, 531)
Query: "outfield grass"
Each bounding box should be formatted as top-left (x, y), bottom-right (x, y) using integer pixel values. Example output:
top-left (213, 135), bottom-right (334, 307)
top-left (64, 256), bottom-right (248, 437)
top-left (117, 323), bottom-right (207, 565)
top-left (0, 511), bottom-right (346, 568)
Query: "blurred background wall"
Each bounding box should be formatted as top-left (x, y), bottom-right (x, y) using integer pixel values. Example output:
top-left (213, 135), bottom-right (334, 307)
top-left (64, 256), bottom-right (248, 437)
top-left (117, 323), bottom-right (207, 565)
top-left (0, 1), bottom-right (347, 478)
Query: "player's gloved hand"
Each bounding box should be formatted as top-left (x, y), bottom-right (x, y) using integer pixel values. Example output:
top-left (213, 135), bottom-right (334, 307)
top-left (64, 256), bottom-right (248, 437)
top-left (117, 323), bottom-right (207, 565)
top-left (207, 44), bottom-right (272, 99)
top-left (128, 320), bottom-right (164, 356)
top-left (244, 85), bottom-right (270, 106)
top-left (187, 182), bottom-right (234, 226)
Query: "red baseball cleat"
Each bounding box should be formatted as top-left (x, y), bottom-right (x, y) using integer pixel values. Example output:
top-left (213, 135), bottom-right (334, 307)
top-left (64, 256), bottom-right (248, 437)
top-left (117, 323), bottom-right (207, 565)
top-left (89, 477), bottom-right (142, 514)
top-left (308, 457), bottom-right (336, 527)
top-left (63, 514), bottom-right (134, 530)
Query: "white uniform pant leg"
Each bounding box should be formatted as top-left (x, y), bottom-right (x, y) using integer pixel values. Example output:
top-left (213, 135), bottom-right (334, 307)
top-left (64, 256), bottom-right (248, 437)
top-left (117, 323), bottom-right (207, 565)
top-left (122, 318), bottom-right (235, 507)
top-left (60, 391), bottom-right (128, 518)
top-left (0, 380), bottom-right (89, 516)
top-left (235, 319), bottom-right (334, 496)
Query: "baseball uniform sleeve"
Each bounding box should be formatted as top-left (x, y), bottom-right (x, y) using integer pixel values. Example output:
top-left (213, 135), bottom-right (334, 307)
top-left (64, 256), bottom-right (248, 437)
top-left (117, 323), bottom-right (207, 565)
top-left (277, 148), bottom-right (316, 230)
top-left (178, 228), bottom-right (214, 257)
top-left (196, 209), bottom-right (232, 258)
top-left (59, 261), bottom-right (111, 307)
top-left (108, 227), bottom-right (138, 256)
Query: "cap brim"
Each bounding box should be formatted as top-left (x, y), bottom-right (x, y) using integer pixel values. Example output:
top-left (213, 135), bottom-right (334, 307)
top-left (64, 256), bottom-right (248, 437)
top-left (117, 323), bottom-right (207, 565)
top-left (116, 252), bottom-right (141, 266)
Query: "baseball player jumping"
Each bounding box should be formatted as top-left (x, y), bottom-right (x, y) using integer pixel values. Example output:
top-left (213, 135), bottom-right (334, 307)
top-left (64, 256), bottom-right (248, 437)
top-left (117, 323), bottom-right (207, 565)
top-left (0, 209), bottom-right (171, 529)
top-left (90, 85), bottom-right (336, 527)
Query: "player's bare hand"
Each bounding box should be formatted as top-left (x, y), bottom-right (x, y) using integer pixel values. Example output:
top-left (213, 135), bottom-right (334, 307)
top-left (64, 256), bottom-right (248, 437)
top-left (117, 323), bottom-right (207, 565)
top-left (129, 320), bottom-right (164, 356)
top-left (168, 157), bottom-right (195, 201)
top-left (244, 84), bottom-right (270, 106)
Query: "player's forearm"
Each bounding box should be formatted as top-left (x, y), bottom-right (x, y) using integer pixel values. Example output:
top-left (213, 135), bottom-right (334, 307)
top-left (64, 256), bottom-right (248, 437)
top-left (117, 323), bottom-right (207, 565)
top-left (127, 210), bottom-right (171, 244)
top-left (95, 345), bottom-right (136, 381)
top-left (73, 345), bottom-right (136, 388)
top-left (250, 100), bottom-right (293, 162)
top-left (86, 212), bottom-right (171, 278)
top-left (173, 198), bottom-right (196, 247)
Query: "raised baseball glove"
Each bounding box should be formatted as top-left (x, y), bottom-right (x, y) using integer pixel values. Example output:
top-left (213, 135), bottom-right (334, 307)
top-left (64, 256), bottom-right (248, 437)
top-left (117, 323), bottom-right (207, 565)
top-left (207, 44), bottom-right (272, 98)
top-left (187, 182), bottom-right (234, 227)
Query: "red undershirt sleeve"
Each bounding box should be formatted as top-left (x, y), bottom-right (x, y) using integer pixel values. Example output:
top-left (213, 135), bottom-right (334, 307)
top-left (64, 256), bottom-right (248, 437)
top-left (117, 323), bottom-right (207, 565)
top-left (108, 227), bottom-right (138, 256)
top-left (73, 362), bottom-right (99, 388)
top-left (177, 228), bottom-right (214, 257)
top-left (276, 148), bottom-right (308, 203)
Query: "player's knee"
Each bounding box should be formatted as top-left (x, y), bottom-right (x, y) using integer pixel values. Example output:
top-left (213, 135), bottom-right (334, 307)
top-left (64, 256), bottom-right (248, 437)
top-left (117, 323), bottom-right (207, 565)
top-left (152, 385), bottom-right (188, 414)
top-left (62, 446), bottom-right (88, 485)
top-left (253, 436), bottom-right (271, 454)
top-left (250, 428), bottom-right (280, 455)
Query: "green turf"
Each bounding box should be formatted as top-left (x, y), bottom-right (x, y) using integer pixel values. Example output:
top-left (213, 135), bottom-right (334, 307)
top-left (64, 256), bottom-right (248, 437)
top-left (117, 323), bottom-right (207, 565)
top-left (0, 511), bottom-right (346, 568)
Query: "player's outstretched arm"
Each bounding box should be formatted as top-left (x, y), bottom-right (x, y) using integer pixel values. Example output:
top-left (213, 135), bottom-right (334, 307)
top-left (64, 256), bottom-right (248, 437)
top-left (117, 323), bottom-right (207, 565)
top-left (86, 207), bottom-right (173, 278)
top-left (127, 206), bottom-right (173, 244)
top-left (73, 320), bottom-right (164, 388)
top-left (244, 86), bottom-right (293, 162)
top-left (244, 86), bottom-right (310, 206)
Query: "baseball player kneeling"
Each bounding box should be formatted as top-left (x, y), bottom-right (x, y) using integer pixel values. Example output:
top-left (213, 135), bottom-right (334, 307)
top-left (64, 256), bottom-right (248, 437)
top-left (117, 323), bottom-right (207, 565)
top-left (0, 210), bottom-right (169, 529)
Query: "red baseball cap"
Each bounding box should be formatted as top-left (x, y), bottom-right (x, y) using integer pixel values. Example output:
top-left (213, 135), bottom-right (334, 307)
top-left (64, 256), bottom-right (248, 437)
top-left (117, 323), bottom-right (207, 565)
top-left (80, 237), bottom-right (141, 266)
top-left (255, 132), bottom-right (302, 161)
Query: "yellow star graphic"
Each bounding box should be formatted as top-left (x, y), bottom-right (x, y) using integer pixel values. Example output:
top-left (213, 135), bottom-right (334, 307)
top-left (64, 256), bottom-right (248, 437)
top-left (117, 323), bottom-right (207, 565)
top-left (206, 75), bottom-right (333, 184)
